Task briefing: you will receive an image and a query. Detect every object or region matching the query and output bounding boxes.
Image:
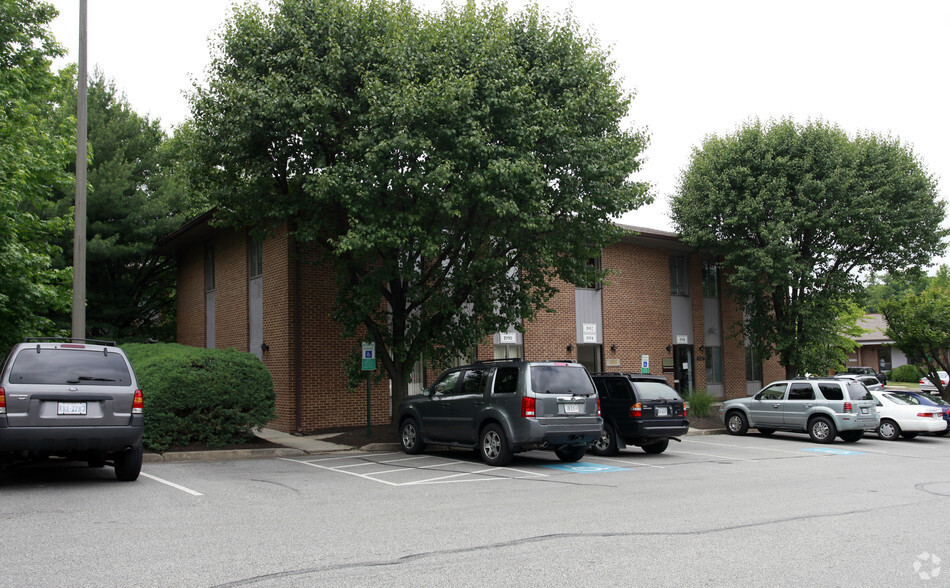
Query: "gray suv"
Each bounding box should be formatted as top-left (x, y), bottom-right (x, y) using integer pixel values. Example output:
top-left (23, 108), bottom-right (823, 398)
top-left (396, 360), bottom-right (602, 466)
top-left (0, 338), bottom-right (144, 481)
top-left (719, 378), bottom-right (879, 443)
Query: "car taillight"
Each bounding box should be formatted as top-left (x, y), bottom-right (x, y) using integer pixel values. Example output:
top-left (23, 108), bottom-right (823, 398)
top-left (597, 397), bottom-right (601, 416)
top-left (919, 412), bottom-right (941, 419)
top-left (683, 405), bottom-right (688, 418)
top-left (0, 386), bottom-right (5, 414)
top-left (843, 402), bottom-right (853, 413)
top-left (630, 402), bottom-right (642, 418)
top-left (522, 396), bottom-right (535, 417)
top-left (132, 389), bottom-right (143, 414)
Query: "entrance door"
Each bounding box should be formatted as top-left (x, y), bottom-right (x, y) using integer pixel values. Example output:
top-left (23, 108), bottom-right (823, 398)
top-left (673, 345), bottom-right (694, 396)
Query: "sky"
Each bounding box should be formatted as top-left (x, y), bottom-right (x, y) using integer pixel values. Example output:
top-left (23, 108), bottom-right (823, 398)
top-left (49, 0), bottom-right (950, 246)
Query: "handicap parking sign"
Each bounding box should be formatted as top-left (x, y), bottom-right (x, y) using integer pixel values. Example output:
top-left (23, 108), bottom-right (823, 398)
top-left (541, 462), bottom-right (629, 473)
top-left (801, 448), bottom-right (866, 456)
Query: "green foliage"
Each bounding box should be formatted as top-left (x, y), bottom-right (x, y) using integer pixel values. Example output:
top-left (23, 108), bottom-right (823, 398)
top-left (188, 0), bottom-right (650, 405)
top-left (123, 343), bottom-right (276, 451)
top-left (858, 268), bottom-right (931, 314)
top-left (888, 364), bottom-right (922, 383)
top-left (47, 70), bottom-right (194, 342)
top-left (880, 280), bottom-right (950, 395)
top-left (685, 389), bottom-right (715, 418)
top-left (672, 118), bottom-right (946, 377)
top-left (0, 0), bottom-right (74, 348)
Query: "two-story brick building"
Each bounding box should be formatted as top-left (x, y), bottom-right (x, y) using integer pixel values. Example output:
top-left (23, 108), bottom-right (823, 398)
top-left (158, 212), bottom-right (783, 434)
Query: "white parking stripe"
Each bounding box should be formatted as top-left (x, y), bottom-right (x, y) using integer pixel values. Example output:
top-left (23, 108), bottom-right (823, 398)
top-left (280, 456), bottom-right (550, 486)
top-left (686, 439), bottom-right (806, 455)
top-left (140, 472), bottom-right (204, 496)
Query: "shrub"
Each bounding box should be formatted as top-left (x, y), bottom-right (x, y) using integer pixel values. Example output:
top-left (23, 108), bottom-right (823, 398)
top-left (889, 364), bottom-right (922, 383)
top-left (685, 389), bottom-right (715, 418)
top-left (123, 343), bottom-right (276, 451)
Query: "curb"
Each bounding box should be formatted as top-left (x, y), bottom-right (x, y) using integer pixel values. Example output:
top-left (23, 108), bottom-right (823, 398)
top-left (686, 428), bottom-right (726, 436)
top-left (144, 447), bottom-right (308, 463)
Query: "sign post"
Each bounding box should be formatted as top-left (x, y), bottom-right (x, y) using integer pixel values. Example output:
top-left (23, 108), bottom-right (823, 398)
top-left (362, 342), bottom-right (376, 437)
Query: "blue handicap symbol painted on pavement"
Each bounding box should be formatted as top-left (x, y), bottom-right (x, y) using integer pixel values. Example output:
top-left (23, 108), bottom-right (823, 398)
top-left (541, 462), bottom-right (630, 473)
top-left (801, 447), bottom-right (866, 456)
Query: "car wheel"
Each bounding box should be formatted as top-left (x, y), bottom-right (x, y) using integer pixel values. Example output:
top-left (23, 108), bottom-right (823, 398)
top-left (114, 442), bottom-right (143, 482)
top-left (901, 432), bottom-right (919, 440)
top-left (590, 423), bottom-right (619, 456)
top-left (479, 424), bottom-right (513, 466)
top-left (725, 411), bottom-right (748, 435)
top-left (808, 416), bottom-right (836, 444)
top-left (642, 439), bottom-right (670, 454)
top-left (839, 431), bottom-right (864, 443)
top-left (555, 444), bottom-right (587, 463)
top-left (756, 428), bottom-right (775, 436)
top-left (877, 419), bottom-right (900, 441)
top-left (399, 419), bottom-right (426, 455)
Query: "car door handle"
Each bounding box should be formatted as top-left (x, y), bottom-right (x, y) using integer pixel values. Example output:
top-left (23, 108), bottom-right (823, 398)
top-left (772, 403), bottom-right (780, 408)
top-left (474, 401), bottom-right (484, 407)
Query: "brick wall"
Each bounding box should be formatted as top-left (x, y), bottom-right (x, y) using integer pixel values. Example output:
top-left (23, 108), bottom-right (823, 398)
top-left (176, 246), bottom-right (205, 347)
top-left (524, 276), bottom-right (577, 361)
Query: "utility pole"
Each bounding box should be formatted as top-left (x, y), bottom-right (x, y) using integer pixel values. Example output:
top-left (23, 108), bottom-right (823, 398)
top-left (72, 0), bottom-right (87, 340)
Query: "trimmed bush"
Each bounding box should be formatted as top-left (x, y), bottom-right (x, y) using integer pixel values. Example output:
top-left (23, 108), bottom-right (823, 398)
top-left (889, 364), bottom-right (922, 383)
top-left (685, 389), bottom-right (715, 418)
top-left (123, 343), bottom-right (276, 451)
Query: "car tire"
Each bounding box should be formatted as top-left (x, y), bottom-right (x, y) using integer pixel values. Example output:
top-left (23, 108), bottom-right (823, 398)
top-left (114, 442), bottom-right (143, 482)
top-left (725, 411), bottom-right (748, 436)
top-left (590, 423), bottom-right (619, 456)
top-left (641, 439), bottom-right (670, 454)
top-left (399, 418), bottom-right (426, 455)
top-left (479, 424), bottom-right (513, 466)
top-left (901, 432), bottom-right (918, 440)
top-left (808, 416), bottom-right (836, 444)
top-left (877, 419), bottom-right (900, 441)
top-left (555, 444), bottom-right (587, 462)
top-left (839, 430), bottom-right (864, 443)
top-left (756, 428), bottom-right (775, 436)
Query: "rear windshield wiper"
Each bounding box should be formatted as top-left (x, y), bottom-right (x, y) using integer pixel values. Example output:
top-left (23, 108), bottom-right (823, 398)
top-left (75, 376), bottom-right (116, 382)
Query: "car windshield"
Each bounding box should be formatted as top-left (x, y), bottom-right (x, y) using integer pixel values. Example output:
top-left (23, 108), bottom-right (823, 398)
top-left (845, 382), bottom-right (872, 401)
top-left (530, 365), bottom-right (595, 395)
top-left (8, 348), bottom-right (131, 386)
top-left (634, 381), bottom-right (682, 401)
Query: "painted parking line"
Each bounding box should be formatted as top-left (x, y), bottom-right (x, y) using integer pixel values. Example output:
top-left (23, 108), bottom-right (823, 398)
top-left (686, 438), bottom-right (806, 456)
top-left (140, 472), bottom-right (204, 496)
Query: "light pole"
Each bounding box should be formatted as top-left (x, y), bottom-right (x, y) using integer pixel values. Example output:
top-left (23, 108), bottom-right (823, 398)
top-left (72, 0), bottom-right (87, 341)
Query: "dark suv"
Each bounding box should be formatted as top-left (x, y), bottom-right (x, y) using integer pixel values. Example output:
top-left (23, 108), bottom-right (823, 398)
top-left (0, 338), bottom-right (144, 481)
top-left (589, 373), bottom-right (689, 455)
top-left (396, 360), bottom-right (602, 466)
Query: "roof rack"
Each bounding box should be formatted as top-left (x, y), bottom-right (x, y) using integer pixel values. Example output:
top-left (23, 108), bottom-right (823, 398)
top-left (23, 337), bottom-right (117, 347)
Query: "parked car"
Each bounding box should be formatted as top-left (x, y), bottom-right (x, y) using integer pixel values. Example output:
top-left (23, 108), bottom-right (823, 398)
top-left (833, 373), bottom-right (884, 392)
top-left (719, 378), bottom-right (879, 443)
top-left (846, 366), bottom-right (887, 385)
top-left (0, 338), bottom-right (144, 481)
top-left (920, 371), bottom-right (949, 394)
top-left (887, 390), bottom-right (950, 436)
top-left (396, 360), bottom-right (602, 466)
top-left (589, 373), bottom-right (689, 455)
top-left (868, 390), bottom-right (946, 440)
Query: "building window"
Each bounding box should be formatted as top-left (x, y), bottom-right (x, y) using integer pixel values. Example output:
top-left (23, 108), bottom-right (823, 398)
top-left (670, 255), bottom-right (688, 296)
top-left (705, 346), bottom-right (723, 384)
top-left (745, 346), bottom-right (763, 382)
top-left (494, 345), bottom-right (523, 360)
top-left (249, 237), bottom-right (263, 278)
top-left (204, 244), bottom-right (215, 292)
top-left (702, 260), bottom-right (719, 298)
top-left (580, 256), bottom-right (603, 290)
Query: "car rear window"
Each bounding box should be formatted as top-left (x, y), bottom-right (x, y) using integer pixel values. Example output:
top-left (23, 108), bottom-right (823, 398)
top-left (530, 366), bottom-right (595, 395)
top-left (920, 392), bottom-right (950, 406)
top-left (8, 349), bottom-right (132, 386)
top-left (632, 381), bottom-right (682, 401)
top-left (844, 382), bottom-right (872, 401)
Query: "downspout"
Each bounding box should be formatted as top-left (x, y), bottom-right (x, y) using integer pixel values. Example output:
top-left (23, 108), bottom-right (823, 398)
top-left (293, 235), bottom-right (303, 434)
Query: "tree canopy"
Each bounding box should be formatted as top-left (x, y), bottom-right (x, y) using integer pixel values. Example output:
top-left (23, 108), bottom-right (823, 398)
top-left (0, 0), bottom-right (74, 348)
top-left (671, 119), bottom-right (946, 377)
top-left (189, 0), bottom-right (649, 403)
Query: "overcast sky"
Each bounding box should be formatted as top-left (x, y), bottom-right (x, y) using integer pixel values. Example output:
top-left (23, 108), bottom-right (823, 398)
top-left (49, 0), bottom-right (950, 247)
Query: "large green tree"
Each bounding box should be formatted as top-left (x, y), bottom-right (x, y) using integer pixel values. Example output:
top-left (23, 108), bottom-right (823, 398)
top-left (671, 119), bottom-right (946, 378)
top-left (188, 0), bottom-right (649, 405)
top-left (0, 0), bottom-right (74, 348)
top-left (48, 71), bottom-right (193, 342)
top-left (880, 269), bottom-right (950, 397)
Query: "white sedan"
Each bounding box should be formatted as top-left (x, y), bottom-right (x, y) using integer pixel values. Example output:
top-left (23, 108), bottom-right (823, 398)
top-left (870, 390), bottom-right (947, 440)
top-left (920, 371), bottom-right (949, 393)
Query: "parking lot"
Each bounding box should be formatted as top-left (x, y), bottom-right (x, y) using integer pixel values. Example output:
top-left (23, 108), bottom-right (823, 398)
top-left (4, 433), bottom-right (950, 586)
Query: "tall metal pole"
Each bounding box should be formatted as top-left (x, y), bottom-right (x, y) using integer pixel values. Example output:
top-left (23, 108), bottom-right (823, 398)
top-left (72, 0), bottom-right (87, 340)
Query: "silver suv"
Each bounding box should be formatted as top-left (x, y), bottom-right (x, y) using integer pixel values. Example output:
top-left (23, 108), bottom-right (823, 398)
top-left (719, 378), bottom-right (879, 443)
top-left (0, 338), bottom-right (144, 481)
top-left (396, 360), bottom-right (602, 466)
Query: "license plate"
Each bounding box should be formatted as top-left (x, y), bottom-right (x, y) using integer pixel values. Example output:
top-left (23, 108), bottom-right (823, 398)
top-left (860, 407), bottom-right (869, 414)
top-left (656, 406), bottom-right (669, 417)
top-left (58, 402), bottom-right (87, 415)
top-left (563, 403), bottom-right (581, 414)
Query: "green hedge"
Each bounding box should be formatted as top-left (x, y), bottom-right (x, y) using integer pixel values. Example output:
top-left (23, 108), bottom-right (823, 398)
top-left (889, 364), bottom-right (922, 383)
top-left (123, 343), bottom-right (276, 451)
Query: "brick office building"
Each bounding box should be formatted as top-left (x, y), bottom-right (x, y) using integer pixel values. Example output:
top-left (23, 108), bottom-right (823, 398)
top-left (158, 213), bottom-right (782, 434)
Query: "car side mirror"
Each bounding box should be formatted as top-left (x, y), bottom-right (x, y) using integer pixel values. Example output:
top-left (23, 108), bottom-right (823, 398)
top-left (753, 392), bottom-right (763, 401)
